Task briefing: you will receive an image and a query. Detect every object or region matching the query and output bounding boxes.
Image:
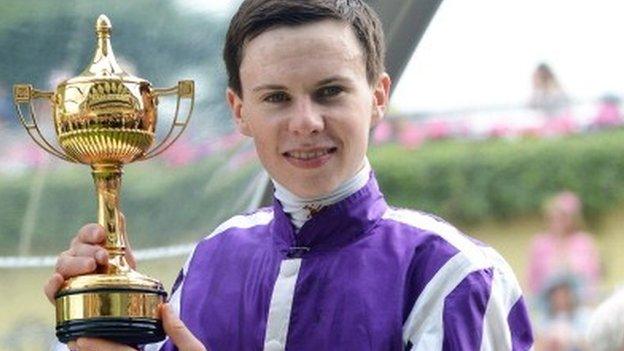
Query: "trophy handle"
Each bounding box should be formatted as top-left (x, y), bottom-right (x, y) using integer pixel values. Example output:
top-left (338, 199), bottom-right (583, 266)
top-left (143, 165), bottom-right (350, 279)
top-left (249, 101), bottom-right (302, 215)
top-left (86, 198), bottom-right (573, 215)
top-left (13, 84), bottom-right (77, 163)
top-left (139, 80), bottom-right (195, 160)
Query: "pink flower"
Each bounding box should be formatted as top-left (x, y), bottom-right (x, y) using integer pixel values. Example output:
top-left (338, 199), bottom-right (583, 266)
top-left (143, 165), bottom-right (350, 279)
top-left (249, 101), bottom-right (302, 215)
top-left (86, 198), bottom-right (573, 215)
top-left (398, 121), bottom-right (424, 149)
top-left (372, 120), bottom-right (393, 145)
top-left (592, 103), bottom-right (621, 128)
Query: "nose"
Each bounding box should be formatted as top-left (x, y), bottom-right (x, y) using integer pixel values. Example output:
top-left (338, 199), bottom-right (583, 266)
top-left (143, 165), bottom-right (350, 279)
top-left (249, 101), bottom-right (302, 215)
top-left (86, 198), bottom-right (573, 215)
top-left (288, 97), bottom-right (324, 135)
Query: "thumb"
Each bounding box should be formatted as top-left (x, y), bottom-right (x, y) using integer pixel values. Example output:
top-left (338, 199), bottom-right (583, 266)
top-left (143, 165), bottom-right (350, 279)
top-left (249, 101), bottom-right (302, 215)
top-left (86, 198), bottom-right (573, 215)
top-left (162, 303), bottom-right (207, 351)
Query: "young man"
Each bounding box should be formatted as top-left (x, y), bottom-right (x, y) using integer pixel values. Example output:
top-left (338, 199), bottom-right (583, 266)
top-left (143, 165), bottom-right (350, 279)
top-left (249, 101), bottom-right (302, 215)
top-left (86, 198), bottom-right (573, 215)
top-left (46, 1), bottom-right (533, 350)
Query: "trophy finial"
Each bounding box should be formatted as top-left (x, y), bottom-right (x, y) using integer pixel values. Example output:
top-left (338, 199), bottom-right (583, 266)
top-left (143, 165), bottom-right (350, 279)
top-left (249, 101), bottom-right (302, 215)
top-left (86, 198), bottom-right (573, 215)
top-left (83, 14), bottom-right (125, 76)
top-left (96, 14), bottom-right (112, 35)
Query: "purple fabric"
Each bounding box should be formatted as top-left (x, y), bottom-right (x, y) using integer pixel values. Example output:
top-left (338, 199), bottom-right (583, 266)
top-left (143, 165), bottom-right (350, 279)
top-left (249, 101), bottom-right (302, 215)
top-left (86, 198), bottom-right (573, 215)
top-left (508, 296), bottom-right (534, 351)
top-left (442, 268), bottom-right (494, 350)
top-left (153, 173), bottom-right (532, 350)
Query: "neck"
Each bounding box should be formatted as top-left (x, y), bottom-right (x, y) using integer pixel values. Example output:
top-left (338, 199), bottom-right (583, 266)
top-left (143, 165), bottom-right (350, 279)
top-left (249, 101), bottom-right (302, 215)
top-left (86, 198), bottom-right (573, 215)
top-left (273, 158), bottom-right (371, 231)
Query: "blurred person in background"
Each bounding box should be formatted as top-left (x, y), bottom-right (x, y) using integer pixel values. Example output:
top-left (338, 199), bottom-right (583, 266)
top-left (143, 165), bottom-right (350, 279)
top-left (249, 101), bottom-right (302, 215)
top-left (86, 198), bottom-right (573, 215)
top-left (533, 275), bottom-right (591, 351)
top-left (586, 287), bottom-right (624, 351)
top-left (529, 63), bottom-right (570, 117)
top-left (527, 191), bottom-right (601, 303)
top-left (590, 94), bottom-right (622, 130)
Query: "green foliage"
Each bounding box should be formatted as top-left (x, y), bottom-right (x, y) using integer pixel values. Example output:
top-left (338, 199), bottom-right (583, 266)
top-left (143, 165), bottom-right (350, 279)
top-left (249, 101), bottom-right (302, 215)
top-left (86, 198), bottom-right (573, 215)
top-left (4, 129), bottom-right (624, 255)
top-left (370, 130), bottom-right (624, 225)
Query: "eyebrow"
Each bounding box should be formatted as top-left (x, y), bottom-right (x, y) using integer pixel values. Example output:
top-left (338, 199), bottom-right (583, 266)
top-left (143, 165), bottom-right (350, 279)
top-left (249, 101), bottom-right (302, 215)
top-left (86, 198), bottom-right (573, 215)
top-left (251, 75), bottom-right (353, 93)
top-left (316, 75), bottom-right (351, 86)
top-left (252, 84), bottom-right (287, 93)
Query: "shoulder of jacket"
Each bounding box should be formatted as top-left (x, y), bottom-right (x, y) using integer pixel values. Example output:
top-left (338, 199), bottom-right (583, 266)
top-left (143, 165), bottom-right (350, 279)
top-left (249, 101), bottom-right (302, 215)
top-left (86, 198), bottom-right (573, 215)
top-left (202, 207), bottom-right (274, 241)
top-left (381, 207), bottom-right (509, 270)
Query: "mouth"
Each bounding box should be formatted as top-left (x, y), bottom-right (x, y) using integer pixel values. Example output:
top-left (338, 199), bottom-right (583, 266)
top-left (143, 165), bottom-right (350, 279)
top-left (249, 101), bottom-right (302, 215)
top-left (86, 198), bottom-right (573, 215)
top-left (283, 147), bottom-right (337, 160)
top-left (282, 147), bottom-right (338, 169)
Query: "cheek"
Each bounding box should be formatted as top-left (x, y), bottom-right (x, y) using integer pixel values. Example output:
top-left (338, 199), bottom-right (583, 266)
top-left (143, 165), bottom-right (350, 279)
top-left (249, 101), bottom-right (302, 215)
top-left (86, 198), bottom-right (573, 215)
top-left (250, 125), bottom-right (283, 164)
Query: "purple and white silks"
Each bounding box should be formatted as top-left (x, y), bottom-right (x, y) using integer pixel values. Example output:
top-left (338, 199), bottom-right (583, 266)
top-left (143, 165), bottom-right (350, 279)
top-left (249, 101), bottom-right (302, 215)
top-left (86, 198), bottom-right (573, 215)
top-left (145, 173), bottom-right (533, 351)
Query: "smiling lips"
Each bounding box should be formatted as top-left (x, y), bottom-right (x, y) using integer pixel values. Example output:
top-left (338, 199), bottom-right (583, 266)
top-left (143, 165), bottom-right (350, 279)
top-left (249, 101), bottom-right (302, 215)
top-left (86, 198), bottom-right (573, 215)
top-left (283, 147), bottom-right (337, 169)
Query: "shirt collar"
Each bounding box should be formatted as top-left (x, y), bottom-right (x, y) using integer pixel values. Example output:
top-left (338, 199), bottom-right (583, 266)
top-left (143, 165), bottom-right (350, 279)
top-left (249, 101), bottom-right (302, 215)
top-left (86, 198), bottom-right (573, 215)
top-left (271, 171), bottom-right (388, 256)
top-left (272, 158), bottom-right (372, 231)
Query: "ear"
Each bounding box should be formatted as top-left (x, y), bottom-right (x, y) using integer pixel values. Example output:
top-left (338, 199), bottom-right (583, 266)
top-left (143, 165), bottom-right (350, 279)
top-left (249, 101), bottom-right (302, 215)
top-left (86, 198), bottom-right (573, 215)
top-left (227, 88), bottom-right (252, 137)
top-left (370, 73), bottom-right (392, 127)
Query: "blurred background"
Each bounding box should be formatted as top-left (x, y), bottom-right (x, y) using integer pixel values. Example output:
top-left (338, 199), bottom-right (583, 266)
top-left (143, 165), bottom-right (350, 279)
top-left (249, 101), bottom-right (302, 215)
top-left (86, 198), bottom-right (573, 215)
top-left (0, 0), bottom-right (622, 350)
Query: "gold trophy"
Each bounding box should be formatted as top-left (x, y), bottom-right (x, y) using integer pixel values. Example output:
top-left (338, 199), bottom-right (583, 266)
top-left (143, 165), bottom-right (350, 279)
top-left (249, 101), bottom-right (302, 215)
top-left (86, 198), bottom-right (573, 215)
top-left (13, 15), bottom-right (194, 345)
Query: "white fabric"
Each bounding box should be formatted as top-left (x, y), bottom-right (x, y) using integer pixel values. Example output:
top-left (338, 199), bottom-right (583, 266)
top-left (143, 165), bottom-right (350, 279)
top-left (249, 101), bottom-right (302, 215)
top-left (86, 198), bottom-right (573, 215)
top-left (273, 158), bottom-right (371, 231)
top-left (586, 287), bottom-right (624, 351)
top-left (480, 247), bottom-right (523, 351)
top-left (203, 210), bottom-right (274, 240)
top-left (263, 259), bottom-right (303, 351)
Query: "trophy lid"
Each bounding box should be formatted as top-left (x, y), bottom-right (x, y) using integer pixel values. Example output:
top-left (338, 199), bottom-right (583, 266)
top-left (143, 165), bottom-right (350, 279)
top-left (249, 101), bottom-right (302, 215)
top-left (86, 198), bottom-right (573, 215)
top-left (62, 14), bottom-right (146, 85)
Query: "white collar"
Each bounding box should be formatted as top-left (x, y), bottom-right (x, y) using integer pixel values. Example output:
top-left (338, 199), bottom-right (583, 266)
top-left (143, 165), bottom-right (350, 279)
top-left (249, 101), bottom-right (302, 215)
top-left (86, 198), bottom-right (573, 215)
top-left (273, 158), bottom-right (371, 231)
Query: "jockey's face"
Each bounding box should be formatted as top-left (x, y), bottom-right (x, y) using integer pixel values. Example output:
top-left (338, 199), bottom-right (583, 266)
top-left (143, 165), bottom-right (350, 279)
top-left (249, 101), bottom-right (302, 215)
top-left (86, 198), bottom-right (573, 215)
top-left (227, 20), bottom-right (390, 198)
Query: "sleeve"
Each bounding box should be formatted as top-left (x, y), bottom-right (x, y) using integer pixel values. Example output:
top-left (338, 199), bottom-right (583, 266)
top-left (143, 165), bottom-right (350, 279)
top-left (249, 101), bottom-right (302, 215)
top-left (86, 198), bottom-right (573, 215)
top-left (403, 248), bottom-right (534, 351)
top-left (479, 261), bottom-right (534, 351)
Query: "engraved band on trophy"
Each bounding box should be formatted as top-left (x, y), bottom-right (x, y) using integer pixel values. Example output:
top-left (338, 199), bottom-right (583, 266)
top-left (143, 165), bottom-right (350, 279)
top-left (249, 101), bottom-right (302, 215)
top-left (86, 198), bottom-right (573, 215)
top-left (13, 15), bottom-right (195, 345)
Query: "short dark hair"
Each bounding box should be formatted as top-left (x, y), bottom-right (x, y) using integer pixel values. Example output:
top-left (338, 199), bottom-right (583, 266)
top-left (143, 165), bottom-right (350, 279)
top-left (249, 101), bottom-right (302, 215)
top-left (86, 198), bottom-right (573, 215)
top-left (223, 0), bottom-right (386, 97)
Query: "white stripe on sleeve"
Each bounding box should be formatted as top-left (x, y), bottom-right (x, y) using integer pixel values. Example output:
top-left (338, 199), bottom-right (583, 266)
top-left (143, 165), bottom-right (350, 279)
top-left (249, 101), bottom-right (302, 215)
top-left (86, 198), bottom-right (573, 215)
top-left (403, 252), bottom-right (491, 349)
top-left (480, 248), bottom-right (523, 351)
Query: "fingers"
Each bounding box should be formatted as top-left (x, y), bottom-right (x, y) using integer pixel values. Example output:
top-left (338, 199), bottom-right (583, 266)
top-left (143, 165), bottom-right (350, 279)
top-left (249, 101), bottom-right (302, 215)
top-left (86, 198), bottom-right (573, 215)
top-left (70, 243), bottom-right (109, 265)
top-left (75, 223), bottom-right (106, 245)
top-left (56, 223), bottom-right (108, 278)
top-left (68, 338), bottom-right (137, 351)
top-left (54, 251), bottom-right (97, 279)
top-left (47, 218), bottom-right (138, 307)
top-left (44, 272), bottom-right (64, 303)
top-left (162, 304), bottom-right (207, 351)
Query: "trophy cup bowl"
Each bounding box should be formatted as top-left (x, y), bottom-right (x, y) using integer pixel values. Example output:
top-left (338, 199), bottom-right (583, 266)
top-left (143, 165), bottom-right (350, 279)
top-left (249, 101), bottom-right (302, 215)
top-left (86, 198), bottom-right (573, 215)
top-left (13, 15), bottom-right (195, 345)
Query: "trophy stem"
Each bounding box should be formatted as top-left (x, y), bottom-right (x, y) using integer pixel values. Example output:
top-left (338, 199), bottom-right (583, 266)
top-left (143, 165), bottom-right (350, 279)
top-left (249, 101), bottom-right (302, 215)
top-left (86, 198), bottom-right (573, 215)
top-left (91, 164), bottom-right (131, 274)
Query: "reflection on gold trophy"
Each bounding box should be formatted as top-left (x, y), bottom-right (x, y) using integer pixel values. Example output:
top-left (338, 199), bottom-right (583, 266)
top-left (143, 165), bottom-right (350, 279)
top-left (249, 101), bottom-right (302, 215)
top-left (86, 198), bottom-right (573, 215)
top-left (13, 15), bottom-right (194, 344)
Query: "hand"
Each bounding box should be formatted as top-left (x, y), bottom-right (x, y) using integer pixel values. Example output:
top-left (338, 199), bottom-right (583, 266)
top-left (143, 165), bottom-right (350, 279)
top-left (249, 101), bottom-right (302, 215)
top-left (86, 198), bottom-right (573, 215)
top-left (66, 304), bottom-right (207, 351)
top-left (44, 214), bottom-right (136, 303)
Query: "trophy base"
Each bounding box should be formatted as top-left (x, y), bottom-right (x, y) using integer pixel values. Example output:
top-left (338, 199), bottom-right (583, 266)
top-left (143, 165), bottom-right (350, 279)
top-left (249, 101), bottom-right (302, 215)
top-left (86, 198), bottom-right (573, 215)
top-left (55, 272), bottom-right (167, 345)
top-left (56, 316), bottom-right (165, 345)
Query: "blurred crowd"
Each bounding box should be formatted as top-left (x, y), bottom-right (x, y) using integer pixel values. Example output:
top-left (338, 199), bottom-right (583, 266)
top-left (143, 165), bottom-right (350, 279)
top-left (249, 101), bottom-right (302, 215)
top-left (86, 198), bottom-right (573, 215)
top-left (373, 63), bottom-right (622, 149)
top-left (526, 191), bottom-right (624, 351)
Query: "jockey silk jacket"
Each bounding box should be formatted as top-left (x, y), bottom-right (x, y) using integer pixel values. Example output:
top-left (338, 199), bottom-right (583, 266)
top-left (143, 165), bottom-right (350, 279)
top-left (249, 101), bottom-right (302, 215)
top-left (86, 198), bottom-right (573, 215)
top-left (146, 173), bottom-right (533, 351)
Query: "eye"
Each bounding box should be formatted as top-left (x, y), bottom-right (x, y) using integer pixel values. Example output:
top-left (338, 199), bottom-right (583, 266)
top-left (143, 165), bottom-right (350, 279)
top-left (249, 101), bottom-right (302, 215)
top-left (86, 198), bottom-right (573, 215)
top-left (316, 86), bottom-right (344, 99)
top-left (263, 92), bottom-right (290, 103)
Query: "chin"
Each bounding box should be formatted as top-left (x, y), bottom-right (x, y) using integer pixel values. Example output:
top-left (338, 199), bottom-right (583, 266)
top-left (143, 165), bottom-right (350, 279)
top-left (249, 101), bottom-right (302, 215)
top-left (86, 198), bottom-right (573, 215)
top-left (285, 178), bottom-right (337, 199)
